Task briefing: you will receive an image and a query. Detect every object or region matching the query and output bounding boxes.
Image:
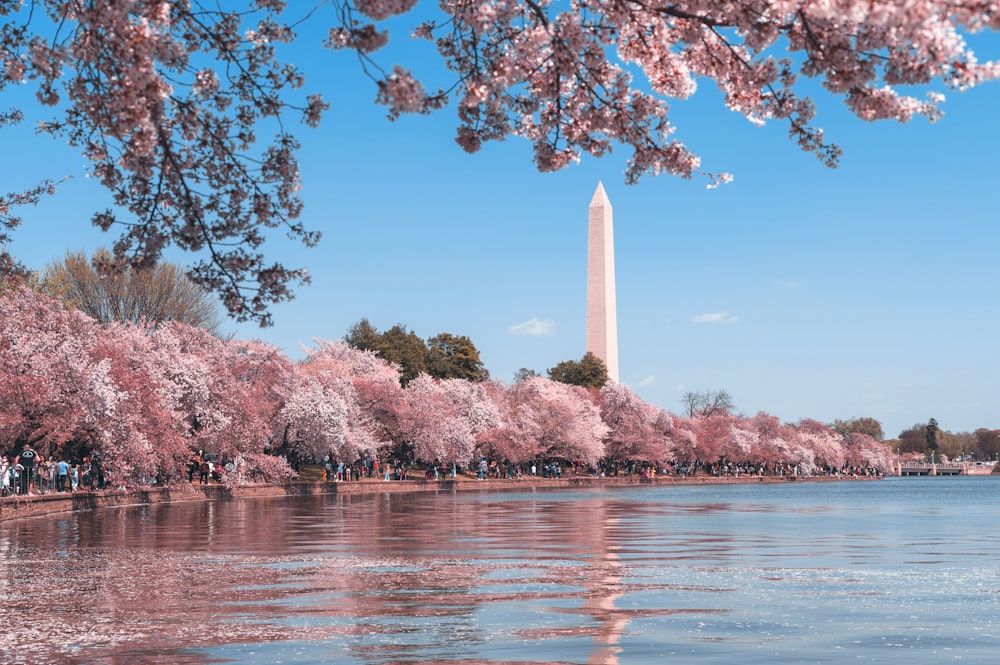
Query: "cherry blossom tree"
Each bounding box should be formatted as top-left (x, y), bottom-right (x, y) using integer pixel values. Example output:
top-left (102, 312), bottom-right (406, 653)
top-left (206, 336), bottom-right (293, 463)
top-left (3, 1), bottom-right (997, 323)
top-left (692, 412), bottom-right (739, 462)
top-left (476, 380), bottom-right (536, 463)
top-left (2, 1), bottom-right (325, 325)
top-left (219, 337), bottom-right (295, 456)
top-left (725, 420), bottom-right (761, 463)
top-left (87, 321), bottom-right (189, 484)
top-left (0, 287), bottom-right (898, 483)
top-left (279, 341), bottom-right (393, 464)
top-left (105, 326), bottom-right (297, 484)
top-left (794, 418), bottom-right (846, 471)
top-left (142, 323), bottom-right (236, 455)
top-left (599, 382), bottom-right (674, 462)
top-left (488, 377), bottom-right (607, 466)
top-left (129, 325), bottom-right (300, 483)
top-left (744, 411), bottom-right (788, 465)
top-left (0, 287), bottom-right (297, 486)
top-left (279, 373), bottom-right (376, 463)
top-left (0, 287), bottom-right (117, 456)
top-left (297, 338), bottom-right (404, 449)
top-left (775, 430), bottom-right (817, 472)
top-left (843, 432), bottom-right (893, 472)
top-left (668, 415), bottom-right (700, 462)
top-left (138, 323), bottom-right (281, 472)
top-left (1, 112), bottom-right (59, 271)
top-left (349, 0), bottom-right (999, 184)
top-left (397, 374), bottom-right (500, 465)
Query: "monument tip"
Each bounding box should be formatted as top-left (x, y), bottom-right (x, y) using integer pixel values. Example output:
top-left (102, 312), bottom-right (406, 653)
top-left (590, 182), bottom-right (611, 208)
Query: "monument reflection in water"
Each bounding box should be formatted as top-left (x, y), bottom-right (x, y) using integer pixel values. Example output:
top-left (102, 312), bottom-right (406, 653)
top-left (2, 477), bottom-right (999, 665)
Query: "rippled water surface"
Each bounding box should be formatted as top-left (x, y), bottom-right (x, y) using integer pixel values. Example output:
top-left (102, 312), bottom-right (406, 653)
top-left (2, 477), bottom-right (999, 664)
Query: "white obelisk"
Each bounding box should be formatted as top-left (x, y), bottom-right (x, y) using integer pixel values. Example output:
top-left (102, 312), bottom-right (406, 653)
top-left (586, 182), bottom-right (619, 383)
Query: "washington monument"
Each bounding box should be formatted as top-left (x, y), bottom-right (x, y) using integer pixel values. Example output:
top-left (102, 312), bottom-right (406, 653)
top-left (586, 182), bottom-right (619, 383)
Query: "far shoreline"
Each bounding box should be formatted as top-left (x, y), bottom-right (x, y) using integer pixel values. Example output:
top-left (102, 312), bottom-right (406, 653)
top-left (0, 471), bottom-right (876, 523)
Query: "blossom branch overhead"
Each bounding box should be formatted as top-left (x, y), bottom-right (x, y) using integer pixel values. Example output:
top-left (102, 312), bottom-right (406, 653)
top-left (1, 0), bottom-right (997, 323)
top-left (331, 0), bottom-right (998, 182)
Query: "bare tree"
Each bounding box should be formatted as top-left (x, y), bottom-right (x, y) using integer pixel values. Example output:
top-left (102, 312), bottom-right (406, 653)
top-left (681, 389), bottom-right (734, 418)
top-left (41, 249), bottom-right (221, 333)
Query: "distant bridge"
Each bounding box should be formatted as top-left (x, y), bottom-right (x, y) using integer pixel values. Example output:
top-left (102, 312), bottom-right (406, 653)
top-left (896, 462), bottom-right (996, 476)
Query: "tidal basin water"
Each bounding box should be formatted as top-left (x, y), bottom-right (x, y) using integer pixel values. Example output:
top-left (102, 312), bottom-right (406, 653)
top-left (2, 477), bottom-right (999, 665)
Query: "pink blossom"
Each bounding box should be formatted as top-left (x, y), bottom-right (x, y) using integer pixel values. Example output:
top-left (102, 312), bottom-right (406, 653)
top-left (3, 0), bottom-right (998, 324)
top-left (486, 377), bottom-right (607, 465)
top-left (599, 382), bottom-right (675, 462)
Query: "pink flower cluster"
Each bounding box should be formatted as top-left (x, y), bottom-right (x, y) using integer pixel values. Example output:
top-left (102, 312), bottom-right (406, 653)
top-left (0, 288), bottom-right (895, 485)
top-left (326, 0), bottom-right (999, 183)
top-left (3, 1), bottom-right (998, 325)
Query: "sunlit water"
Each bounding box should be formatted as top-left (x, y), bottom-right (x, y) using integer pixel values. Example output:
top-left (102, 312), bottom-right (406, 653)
top-left (2, 477), bottom-right (999, 665)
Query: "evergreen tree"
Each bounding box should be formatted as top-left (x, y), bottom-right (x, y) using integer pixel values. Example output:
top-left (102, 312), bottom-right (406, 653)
top-left (547, 352), bottom-right (608, 388)
top-left (926, 418), bottom-right (940, 453)
top-left (426, 333), bottom-right (489, 382)
top-left (344, 318), bottom-right (382, 352)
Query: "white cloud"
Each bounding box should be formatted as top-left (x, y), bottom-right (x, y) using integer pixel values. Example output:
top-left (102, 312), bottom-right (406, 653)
top-left (637, 375), bottom-right (656, 388)
top-left (692, 312), bottom-right (739, 324)
top-left (508, 317), bottom-right (556, 336)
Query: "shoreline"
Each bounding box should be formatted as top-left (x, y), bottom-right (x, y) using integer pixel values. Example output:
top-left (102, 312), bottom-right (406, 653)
top-left (0, 472), bottom-right (865, 523)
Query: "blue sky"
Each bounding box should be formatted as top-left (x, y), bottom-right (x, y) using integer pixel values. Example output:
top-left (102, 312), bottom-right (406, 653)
top-left (4, 17), bottom-right (999, 442)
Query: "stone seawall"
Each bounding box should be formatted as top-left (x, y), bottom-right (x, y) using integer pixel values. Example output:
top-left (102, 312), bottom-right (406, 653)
top-left (0, 473), bottom-right (847, 523)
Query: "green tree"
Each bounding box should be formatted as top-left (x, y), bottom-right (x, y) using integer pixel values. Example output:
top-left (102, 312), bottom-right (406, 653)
top-left (833, 417), bottom-right (885, 443)
top-left (345, 319), bottom-right (492, 385)
top-left (426, 333), bottom-right (489, 382)
top-left (344, 318), bottom-right (382, 352)
top-left (41, 248), bottom-right (221, 332)
top-left (344, 319), bottom-right (428, 385)
top-left (547, 352), bottom-right (608, 388)
top-left (377, 324), bottom-right (428, 386)
top-left (926, 418), bottom-right (940, 453)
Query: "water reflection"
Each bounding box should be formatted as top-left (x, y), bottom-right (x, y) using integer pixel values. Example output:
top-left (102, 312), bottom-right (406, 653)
top-left (2, 479), bottom-right (999, 664)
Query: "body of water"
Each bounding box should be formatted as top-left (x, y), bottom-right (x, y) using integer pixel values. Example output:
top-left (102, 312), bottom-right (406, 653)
top-left (2, 476), bottom-right (998, 664)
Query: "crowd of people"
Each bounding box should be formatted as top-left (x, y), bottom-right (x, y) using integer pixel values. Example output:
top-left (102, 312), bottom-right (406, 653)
top-left (2, 442), bottom-right (886, 500)
top-left (1, 443), bottom-right (107, 497)
top-left (186, 451), bottom-right (227, 484)
top-left (353, 456), bottom-right (885, 482)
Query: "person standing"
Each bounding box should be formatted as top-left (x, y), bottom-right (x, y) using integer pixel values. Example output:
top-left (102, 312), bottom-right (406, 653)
top-left (43, 457), bottom-right (56, 494)
top-left (80, 457), bottom-right (91, 489)
top-left (91, 454), bottom-right (105, 490)
top-left (322, 454), bottom-right (332, 482)
top-left (56, 458), bottom-right (70, 492)
top-left (16, 443), bottom-right (38, 495)
top-left (0, 455), bottom-right (9, 496)
top-left (188, 451), bottom-right (202, 483)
